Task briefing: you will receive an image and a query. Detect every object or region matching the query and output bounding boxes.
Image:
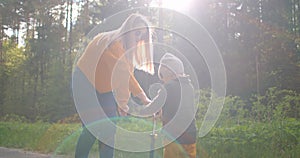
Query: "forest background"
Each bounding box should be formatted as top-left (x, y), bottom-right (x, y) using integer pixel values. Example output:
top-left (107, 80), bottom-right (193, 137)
top-left (0, 0), bottom-right (299, 157)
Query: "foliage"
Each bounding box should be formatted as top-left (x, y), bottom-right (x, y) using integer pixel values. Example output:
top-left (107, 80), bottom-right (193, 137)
top-left (250, 87), bottom-right (300, 122)
top-left (195, 87), bottom-right (300, 157)
top-left (0, 0), bottom-right (158, 123)
top-left (195, 0), bottom-right (300, 96)
top-left (217, 95), bottom-right (248, 126)
top-left (1, 40), bottom-right (26, 73)
top-left (0, 2), bottom-right (299, 153)
top-left (199, 119), bottom-right (300, 158)
top-left (1, 40), bottom-right (28, 118)
top-left (0, 119), bottom-right (299, 157)
top-left (0, 1), bottom-right (299, 157)
top-left (197, 88), bottom-right (300, 125)
top-left (0, 114), bottom-right (30, 123)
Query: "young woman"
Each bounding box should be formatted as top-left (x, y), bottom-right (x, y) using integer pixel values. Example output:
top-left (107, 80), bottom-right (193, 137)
top-left (72, 13), bottom-right (154, 158)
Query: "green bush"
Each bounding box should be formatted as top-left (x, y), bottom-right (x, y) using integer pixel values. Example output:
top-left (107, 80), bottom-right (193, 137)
top-left (197, 87), bottom-right (300, 126)
top-left (195, 88), bottom-right (300, 157)
top-left (198, 120), bottom-right (300, 158)
top-left (250, 87), bottom-right (300, 122)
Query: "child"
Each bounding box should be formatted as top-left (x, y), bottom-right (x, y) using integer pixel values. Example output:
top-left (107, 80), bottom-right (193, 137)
top-left (142, 53), bottom-right (197, 158)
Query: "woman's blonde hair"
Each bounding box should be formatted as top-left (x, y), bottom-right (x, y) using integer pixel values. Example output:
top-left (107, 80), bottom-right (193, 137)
top-left (97, 13), bottom-right (154, 75)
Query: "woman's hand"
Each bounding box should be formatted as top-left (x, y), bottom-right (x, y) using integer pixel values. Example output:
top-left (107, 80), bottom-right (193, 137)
top-left (136, 92), bottom-right (151, 105)
top-left (142, 96), bottom-right (151, 105)
top-left (118, 105), bottom-right (129, 116)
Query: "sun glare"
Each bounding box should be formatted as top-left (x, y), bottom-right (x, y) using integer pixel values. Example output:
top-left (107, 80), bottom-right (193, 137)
top-left (151, 0), bottom-right (193, 12)
top-left (163, 0), bottom-right (192, 12)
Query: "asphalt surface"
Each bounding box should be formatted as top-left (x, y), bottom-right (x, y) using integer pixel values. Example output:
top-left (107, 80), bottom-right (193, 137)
top-left (0, 147), bottom-right (70, 158)
top-left (0, 147), bottom-right (104, 158)
top-left (0, 147), bottom-right (55, 158)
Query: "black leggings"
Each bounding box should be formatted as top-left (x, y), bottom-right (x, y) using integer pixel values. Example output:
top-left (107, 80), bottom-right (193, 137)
top-left (73, 67), bottom-right (117, 158)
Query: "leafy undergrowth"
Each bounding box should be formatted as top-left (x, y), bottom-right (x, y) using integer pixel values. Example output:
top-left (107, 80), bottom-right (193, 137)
top-left (198, 119), bottom-right (300, 158)
top-left (0, 119), bottom-right (299, 158)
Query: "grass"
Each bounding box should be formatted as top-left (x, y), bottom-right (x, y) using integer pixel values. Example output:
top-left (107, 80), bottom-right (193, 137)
top-left (0, 121), bottom-right (80, 154)
top-left (0, 119), bottom-right (299, 158)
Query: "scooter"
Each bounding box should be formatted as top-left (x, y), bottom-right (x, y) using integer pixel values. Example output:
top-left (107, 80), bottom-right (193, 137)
top-left (150, 113), bottom-right (158, 158)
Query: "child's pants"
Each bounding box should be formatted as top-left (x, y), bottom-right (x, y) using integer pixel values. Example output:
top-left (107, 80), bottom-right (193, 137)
top-left (164, 141), bottom-right (196, 158)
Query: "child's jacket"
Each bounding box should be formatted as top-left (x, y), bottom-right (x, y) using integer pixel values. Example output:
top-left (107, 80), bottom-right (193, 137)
top-left (162, 76), bottom-right (197, 144)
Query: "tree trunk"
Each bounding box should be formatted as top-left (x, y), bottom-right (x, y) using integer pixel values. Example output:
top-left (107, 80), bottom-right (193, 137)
top-left (69, 0), bottom-right (73, 68)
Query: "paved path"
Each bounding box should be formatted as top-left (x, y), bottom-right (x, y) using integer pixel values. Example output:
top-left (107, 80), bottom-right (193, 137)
top-left (0, 147), bottom-right (71, 158)
top-left (0, 147), bottom-right (104, 158)
top-left (0, 147), bottom-right (61, 158)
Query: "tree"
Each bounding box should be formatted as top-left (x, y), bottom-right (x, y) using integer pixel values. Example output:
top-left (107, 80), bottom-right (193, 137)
top-left (189, 0), bottom-right (300, 97)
